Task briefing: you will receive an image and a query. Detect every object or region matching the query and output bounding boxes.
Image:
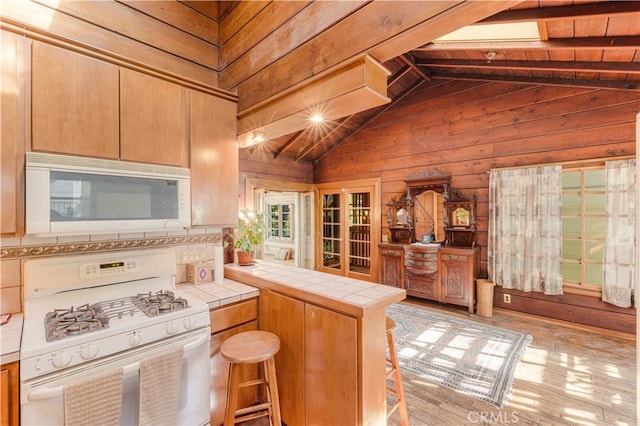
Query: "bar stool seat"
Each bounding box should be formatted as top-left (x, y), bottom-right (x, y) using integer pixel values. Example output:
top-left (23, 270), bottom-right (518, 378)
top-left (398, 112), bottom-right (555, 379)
top-left (221, 330), bottom-right (282, 426)
top-left (386, 316), bottom-right (409, 426)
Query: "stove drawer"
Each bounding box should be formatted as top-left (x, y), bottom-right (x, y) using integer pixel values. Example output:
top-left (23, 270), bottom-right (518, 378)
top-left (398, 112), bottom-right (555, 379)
top-left (209, 298), bottom-right (258, 334)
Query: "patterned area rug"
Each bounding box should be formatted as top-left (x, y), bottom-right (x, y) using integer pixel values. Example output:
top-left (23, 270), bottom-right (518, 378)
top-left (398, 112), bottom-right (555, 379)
top-left (387, 303), bottom-right (532, 408)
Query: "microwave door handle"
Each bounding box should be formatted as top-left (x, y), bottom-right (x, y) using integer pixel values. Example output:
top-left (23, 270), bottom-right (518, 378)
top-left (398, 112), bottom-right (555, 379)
top-left (28, 334), bottom-right (208, 401)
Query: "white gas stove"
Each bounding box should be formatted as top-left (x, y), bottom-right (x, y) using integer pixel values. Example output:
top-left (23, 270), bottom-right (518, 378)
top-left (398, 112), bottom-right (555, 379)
top-left (20, 248), bottom-right (211, 426)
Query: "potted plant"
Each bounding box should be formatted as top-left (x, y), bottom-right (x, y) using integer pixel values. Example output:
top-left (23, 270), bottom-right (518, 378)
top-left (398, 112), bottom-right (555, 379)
top-left (231, 209), bottom-right (266, 265)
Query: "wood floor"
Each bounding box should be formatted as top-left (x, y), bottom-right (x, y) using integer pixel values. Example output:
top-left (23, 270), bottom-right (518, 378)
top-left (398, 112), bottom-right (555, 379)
top-left (387, 298), bottom-right (637, 426)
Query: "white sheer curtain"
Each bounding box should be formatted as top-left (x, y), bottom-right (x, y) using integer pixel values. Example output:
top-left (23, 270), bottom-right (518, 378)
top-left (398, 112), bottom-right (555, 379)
top-left (603, 159), bottom-right (636, 307)
top-left (488, 166), bottom-right (563, 295)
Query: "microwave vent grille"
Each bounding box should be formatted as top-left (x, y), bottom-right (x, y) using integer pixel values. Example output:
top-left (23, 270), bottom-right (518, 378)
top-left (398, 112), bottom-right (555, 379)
top-left (26, 152), bottom-right (190, 177)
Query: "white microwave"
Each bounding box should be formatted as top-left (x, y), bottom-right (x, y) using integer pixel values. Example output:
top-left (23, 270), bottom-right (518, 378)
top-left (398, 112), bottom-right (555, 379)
top-left (26, 152), bottom-right (191, 236)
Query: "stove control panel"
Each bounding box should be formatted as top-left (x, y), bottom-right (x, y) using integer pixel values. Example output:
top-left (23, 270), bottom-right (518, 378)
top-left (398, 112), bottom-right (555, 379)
top-left (80, 259), bottom-right (140, 279)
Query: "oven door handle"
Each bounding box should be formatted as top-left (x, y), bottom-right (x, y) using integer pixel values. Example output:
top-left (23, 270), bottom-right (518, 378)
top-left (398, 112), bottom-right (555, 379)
top-left (27, 333), bottom-right (209, 401)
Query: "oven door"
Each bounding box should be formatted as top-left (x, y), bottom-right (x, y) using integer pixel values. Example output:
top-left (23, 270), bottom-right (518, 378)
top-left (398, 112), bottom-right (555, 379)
top-left (21, 327), bottom-right (210, 426)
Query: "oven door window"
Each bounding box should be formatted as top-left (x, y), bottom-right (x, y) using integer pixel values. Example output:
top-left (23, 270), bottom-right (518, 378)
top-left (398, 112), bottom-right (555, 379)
top-left (50, 171), bottom-right (179, 222)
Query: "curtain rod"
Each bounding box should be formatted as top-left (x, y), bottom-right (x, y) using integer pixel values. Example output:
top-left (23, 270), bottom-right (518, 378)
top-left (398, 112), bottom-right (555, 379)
top-left (488, 154), bottom-right (636, 173)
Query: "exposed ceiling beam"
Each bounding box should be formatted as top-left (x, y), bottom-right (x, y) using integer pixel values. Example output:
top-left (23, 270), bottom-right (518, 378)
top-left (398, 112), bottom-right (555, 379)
top-left (414, 36), bottom-right (640, 51)
top-left (430, 72), bottom-right (640, 91)
top-left (272, 129), bottom-right (306, 159)
top-left (417, 59), bottom-right (640, 74)
top-left (314, 77), bottom-right (428, 163)
top-left (295, 116), bottom-right (354, 162)
top-left (479, 1), bottom-right (640, 24)
top-left (399, 54), bottom-right (430, 80)
top-left (388, 65), bottom-right (412, 86)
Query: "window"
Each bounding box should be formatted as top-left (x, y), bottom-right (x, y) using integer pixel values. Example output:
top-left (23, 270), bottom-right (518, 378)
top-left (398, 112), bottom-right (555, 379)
top-left (561, 166), bottom-right (606, 290)
top-left (268, 203), bottom-right (293, 240)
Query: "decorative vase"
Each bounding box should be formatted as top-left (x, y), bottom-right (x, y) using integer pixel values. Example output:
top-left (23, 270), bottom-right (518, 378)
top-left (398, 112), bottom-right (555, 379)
top-left (237, 251), bottom-right (254, 266)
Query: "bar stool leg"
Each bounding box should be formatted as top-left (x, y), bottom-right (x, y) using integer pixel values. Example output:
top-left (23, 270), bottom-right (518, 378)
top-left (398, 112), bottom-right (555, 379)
top-left (386, 319), bottom-right (409, 426)
top-left (266, 357), bottom-right (282, 426)
top-left (224, 364), bottom-right (241, 426)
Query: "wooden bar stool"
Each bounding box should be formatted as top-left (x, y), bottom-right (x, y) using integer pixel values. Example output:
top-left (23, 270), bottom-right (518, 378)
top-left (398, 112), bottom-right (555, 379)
top-left (221, 330), bottom-right (282, 426)
top-left (386, 316), bottom-right (409, 426)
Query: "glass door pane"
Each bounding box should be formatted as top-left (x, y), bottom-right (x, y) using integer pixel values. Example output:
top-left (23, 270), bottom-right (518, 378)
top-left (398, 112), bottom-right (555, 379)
top-left (321, 193), bottom-right (341, 270)
top-left (348, 192), bottom-right (371, 276)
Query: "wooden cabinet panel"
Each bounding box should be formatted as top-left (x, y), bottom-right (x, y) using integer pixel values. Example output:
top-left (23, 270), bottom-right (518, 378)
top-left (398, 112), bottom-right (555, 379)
top-left (190, 90), bottom-right (238, 226)
top-left (404, 245), bottom-right (439, 299)
top-left (378, 243), bottom-right (404, 288)
top-left (1, 30), bottom-right (25, 236)
top-left (305, 304), bottom-right (358, 426)
top-left (258, 291), bottom-right (305, 426)
top-left (32, 41), bottom-right (119, 158)
top-left (210, 298), bottom-right (257, 334)
top-left (120, 68), bottom-right (187, 167)
top-left (1, 361), bottom-right (19, 426)
top-left (438, 247), bottom-right (478, 314)
top-left (405, 275), bottom-right (439, 299)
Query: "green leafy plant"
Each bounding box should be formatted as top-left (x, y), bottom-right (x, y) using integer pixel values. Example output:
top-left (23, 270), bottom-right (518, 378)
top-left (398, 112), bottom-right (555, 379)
top-left (230, 209), bottom-right (266, 254)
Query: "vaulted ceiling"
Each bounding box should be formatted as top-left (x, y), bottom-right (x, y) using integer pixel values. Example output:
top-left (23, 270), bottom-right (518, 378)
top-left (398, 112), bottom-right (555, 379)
top-left (242, 0), bottom-right (640, 163)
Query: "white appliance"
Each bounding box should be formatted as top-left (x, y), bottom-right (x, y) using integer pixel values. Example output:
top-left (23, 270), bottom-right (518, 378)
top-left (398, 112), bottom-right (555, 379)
top-left (20, 248), bottom-right (211, 426)
top-left (25, 152), bottom-right (191, 236)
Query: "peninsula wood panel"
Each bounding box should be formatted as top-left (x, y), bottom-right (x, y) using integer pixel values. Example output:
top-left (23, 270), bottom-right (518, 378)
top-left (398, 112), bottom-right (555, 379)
top-left (32, 41), bottom-right (120, 158)
top-left (314, 79), bottom-right (638, 330)
top-left (0, 0), bottom-right (218, 87)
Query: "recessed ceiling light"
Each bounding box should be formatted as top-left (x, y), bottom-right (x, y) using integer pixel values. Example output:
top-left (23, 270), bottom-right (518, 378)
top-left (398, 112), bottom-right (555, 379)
top-left (251, 130), bottom-right (265, 142)
top-left (309, 114), bottom-right (324, 124)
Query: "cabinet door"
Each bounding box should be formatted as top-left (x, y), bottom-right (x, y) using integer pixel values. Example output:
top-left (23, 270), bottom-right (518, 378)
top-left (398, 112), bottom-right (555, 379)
top-left (1, 362), bottom-right (19, 426)
top-left (1, 31), bottom-right (25, 236)
top-left (32, 41), bottom-right (119, 158)
top-left (379, 246), bottom-right (404, 288)
top-left (190, 90), bottom-right (238, 226)
top-left (258, 291), bottom-right (305, 426)
top-left (120, 68), bottom-right (187, 167)
top-left (438, 248), bottom-right (477, 312)
top-left (210, 320), bottom-right (258, 426)
top-left (305, 304), bottom-right (357, 425)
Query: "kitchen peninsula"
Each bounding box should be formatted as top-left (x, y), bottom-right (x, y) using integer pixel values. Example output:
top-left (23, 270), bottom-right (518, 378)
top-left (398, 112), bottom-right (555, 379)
top-left (225, 261), bottom-right (406, 426)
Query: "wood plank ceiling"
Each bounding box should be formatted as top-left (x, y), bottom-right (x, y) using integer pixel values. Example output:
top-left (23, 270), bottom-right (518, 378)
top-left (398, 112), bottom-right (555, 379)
top-left (238, 0), bottom-right (640, 163)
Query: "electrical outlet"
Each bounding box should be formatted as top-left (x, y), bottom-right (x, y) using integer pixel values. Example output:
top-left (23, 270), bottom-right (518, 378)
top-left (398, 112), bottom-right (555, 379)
top-left (503, 294), bottom-right (511, 304)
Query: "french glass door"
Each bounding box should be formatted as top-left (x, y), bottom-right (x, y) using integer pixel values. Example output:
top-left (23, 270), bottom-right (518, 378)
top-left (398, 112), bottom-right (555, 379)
top-left (317, 179), bottom-right (380, 282)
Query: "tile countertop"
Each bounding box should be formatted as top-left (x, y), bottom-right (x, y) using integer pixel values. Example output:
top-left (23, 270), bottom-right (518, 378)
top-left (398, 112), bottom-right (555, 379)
top-left (225, 261), bottom-right (406, 318)
top-left (177, 278), bottom-right (259, 310)
top-left (1, 313), bottom-right (23, 364)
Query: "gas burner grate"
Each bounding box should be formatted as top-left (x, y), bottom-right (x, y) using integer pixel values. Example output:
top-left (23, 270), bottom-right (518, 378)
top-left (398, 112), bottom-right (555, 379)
top-left (44, 303), bottom-right (110, 342)
top-left (133, 290), bottom-right (190, 317)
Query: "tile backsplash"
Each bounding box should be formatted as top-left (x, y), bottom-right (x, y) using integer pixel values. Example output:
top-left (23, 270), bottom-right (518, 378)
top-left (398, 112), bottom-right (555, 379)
top-left (0, 227), bottom-right (226, 315)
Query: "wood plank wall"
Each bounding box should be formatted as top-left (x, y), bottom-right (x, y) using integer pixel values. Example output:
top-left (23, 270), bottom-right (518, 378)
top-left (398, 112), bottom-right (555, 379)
top-left (314, 79), bottom-right (638, 333)
top-left (217, 0), bottom-right (520, 113)
top-left (1, 0), bottom-right (220, 88)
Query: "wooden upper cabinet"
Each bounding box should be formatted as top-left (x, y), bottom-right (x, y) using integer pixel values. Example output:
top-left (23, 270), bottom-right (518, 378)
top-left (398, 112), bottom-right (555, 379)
top-left (189, 89), bottom-right (238, 226)
top-left (31, 41), bottom-right (119, 158)
top-left (120, 68), bottom-right (187, 167)
top-left (1, 30), bottom-right (25, 236)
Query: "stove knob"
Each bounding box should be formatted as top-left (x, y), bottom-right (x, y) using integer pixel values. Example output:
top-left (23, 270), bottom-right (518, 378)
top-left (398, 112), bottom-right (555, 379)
top-left (129, 332), bottom-right (142, 347)
top-left (80, 344), bottom-right (99, 360)
top-left (165, 322), bottom-right (179, 335)
top-left (183, 317), bottom-right (195, 330)
top-left (51, 351), bottom-right (72, 369)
